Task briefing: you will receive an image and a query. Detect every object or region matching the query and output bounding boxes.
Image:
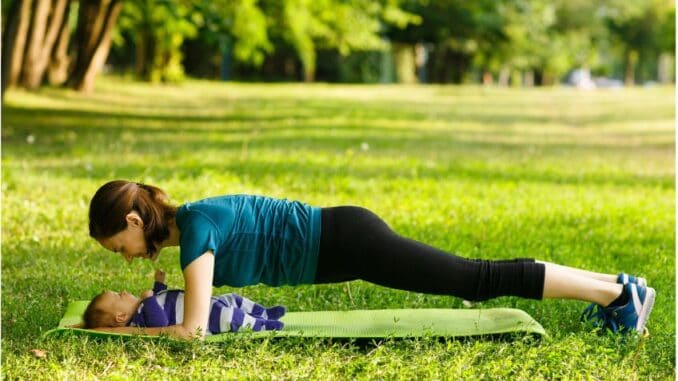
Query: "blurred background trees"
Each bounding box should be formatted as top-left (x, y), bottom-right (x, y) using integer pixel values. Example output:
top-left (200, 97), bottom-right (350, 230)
top-left (2, 0), bottom-right (121, 93)
top-left (2, 0), bottom-right (675, 94)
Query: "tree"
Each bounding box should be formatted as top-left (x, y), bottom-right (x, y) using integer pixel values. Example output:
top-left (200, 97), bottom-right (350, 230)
top-left (2, 0), bottom-right (122, 96)
top-left (68, 0), bottom-right (122, 91)
top-left (188, 0), bottom-right (273, 80)
top-left (114, 0), bottom-right (198, 83)
top-left (598, 0), bottom-right (674, 84)
top-left (2, 0), bottom-right (70, 93)
top-left (47, 0), bottom-right (73, 85)
top-left (262, 0), bottom-right (419, 82)
top-left (177, 0), bottom-right (418, 82)
top-left (388, 0), bottom-right (510, 84)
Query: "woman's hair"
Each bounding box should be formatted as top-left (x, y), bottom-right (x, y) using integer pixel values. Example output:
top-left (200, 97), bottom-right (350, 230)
top-left (82, 292), bottom-right (113, 328)
top-left (89, 180), bottom-right (177, 255)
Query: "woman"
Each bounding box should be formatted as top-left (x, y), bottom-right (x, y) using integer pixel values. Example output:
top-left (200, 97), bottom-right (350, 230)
top-left (88, 180), bottom-right (655, 339)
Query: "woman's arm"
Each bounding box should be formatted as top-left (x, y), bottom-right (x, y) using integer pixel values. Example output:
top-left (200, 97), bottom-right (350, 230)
top-left (93, 251), bottom-right (215, 340)
top-left (179, 251), bottom-right (215, 339)
top-left (92, 325), bottom-right (192, 337)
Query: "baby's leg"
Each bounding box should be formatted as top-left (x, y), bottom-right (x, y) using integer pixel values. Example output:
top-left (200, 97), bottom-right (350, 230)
top-left (218, 293), bottom-right (286, 320)
top-left (215, 307), bottom-right (283, 333)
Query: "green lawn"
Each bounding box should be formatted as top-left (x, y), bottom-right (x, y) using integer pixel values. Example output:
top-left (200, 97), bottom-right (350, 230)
top-left (2, 77), bottom-right (675, 379)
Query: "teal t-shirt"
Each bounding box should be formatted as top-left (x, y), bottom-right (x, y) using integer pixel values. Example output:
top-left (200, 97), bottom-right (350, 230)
top-left (176, 195), bottom-right (322, 287)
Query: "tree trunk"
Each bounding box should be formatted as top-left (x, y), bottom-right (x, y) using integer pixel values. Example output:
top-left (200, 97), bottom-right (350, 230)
top-left (22, 0), bottom-right (52, 88)
top-left (303, 67), bottom-right (315, 82)
top-left (135, 28), bottom-right (154, 80)
top-left (498, 66), bottom-right (510, 87)
top-left (523, 70), bottom-right (534, 87)
top-left (22, 0), bottom-right (70, 89)
top-left (2, 0), bottom-right (32, 95)
top-left (68, 0), bottom-right (122, 92)
top-left (47, 0), bottom-right (72, 86)
top-left (393, 43), bottom-right (416, 84)
top-left (624, 49), bottom-right (638, 86)
top-left (657, 53), bottom-right (673, 84)
top-left (301, 51), bottom-right (316, 82)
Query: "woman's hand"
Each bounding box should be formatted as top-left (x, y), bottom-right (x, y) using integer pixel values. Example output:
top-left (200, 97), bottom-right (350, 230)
top-left (154, 269), bottom-right (166, 283)
top-left (92, 325), bottom-right (197, 340)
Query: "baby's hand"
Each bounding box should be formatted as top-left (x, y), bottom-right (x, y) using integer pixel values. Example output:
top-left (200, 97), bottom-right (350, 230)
top-left (154, 269), bottom-right (166, 283)
top-left (140, 290), bottom-right (154, 299)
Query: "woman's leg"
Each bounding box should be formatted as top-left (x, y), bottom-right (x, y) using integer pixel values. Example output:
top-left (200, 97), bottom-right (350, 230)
top-left (537, 260), bottom-right (618, 283)
top-left (541, 262), bottom-right (622, 306)
top-left (316, 207), bottom-right (545, 301)
top-left (315, 207), bottom-right (624, 305)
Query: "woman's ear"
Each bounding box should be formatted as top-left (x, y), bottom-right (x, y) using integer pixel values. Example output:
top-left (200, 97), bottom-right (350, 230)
top-left (125, 212), bottom-right (144, 228)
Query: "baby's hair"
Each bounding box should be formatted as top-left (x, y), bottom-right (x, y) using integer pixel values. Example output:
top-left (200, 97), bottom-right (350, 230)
top-left (89, 180), bottom-right (177, 255)
top-left (82, 292), bottom-right (113, 329)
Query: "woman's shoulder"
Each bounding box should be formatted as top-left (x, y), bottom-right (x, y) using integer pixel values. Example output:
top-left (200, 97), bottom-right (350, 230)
top-left (181, 194), bottom-right (256, 207)
top-left (179, 194), bottom-right (280, 213)
top-left (176, 196), bottom-right (240, 228)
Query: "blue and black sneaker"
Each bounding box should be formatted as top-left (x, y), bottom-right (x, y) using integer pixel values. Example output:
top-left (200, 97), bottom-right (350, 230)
top-left (582, 283), bottom-right (656, 334)
top-left (603, 283), bottom-right (656, 334)
top-left (581, 273), bottom-right (648, 328)
top-left (617, 273), bottom-right (647, 287)
top-left (581, 303), bottom-right (607, 329)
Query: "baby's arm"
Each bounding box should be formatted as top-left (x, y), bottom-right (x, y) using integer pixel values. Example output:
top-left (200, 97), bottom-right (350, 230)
top-left (153, 269), bottom-right (167, 293)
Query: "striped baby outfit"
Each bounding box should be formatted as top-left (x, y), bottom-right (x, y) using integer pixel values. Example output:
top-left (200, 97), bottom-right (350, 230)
top-left (128, 282), bottom-right (285, 335)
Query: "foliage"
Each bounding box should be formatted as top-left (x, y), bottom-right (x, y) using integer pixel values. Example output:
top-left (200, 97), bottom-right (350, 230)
top-left (115, 0), bottom-right (199, 82)
top-left (386, 0), bottom-right (674, 84)
top-left (110, 0), bottom-right (418, 82)
top-left (191, 0), bottom-right (272, 67)
top-left (603, 0), bottom-right (675, 82)
top-left (266, 0), bottom-right (420, 81)
top-left (1, 78), bottom-right (675, 378)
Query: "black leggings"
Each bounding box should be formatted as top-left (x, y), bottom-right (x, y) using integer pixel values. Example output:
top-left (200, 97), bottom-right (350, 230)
top-left (315, 206), bottom-right (545, 301)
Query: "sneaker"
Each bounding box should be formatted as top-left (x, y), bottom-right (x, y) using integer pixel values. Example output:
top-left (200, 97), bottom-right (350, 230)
top-left (617, 273), bottom-right (647, 287)
top-left (581, 273), bottom-right (648, 326)
top-left (581, 303), bottom-right (607, 329)
top-left (582, 283), bottom-right (656, 334)
top-left (603, 283), bottom-right (656, 334)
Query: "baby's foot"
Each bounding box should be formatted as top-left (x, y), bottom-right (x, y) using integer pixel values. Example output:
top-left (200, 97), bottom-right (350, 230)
top-left (252, 318), bottom-right (284, 331)
top-left (265, 305), bottom-right (286, 320)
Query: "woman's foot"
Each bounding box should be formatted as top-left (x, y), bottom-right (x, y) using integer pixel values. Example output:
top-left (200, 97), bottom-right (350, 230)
top-left (582, 283), bottom-right (656, 334)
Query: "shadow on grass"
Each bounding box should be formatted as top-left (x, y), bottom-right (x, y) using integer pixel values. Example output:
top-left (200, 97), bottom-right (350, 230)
top-left (2, 105), bottom-right (673, 189)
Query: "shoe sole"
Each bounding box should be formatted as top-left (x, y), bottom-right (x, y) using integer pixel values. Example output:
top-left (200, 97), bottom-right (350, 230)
top-left (635, 287), bottom-right (656, 333)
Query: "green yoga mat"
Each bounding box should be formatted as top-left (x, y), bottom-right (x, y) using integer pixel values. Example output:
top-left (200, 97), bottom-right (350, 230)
top-left (44, 301), bottom-right (546, 341)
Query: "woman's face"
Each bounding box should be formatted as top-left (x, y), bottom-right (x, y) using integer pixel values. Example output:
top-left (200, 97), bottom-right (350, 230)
top-left (98, 212), bottom-right (158, 263)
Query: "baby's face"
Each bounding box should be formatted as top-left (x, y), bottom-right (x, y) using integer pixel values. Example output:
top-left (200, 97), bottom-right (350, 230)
top-left (98, 290), bottom-right (142, 320)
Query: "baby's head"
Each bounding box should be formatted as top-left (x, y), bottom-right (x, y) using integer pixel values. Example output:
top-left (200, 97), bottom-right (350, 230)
top-left (82, 290), bottom-right (142, 328)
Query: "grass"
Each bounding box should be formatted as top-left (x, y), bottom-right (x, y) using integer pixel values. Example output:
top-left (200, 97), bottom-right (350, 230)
top-left (2, 77), bottom-right (675, 379)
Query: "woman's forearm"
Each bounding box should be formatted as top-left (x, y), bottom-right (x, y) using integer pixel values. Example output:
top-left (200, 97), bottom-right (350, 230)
top-left (92, 324), bottom-right (202, 340)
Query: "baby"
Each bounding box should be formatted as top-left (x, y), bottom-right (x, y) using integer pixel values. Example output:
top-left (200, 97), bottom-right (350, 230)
top-left (82, 270), bottom-right (285, 335)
